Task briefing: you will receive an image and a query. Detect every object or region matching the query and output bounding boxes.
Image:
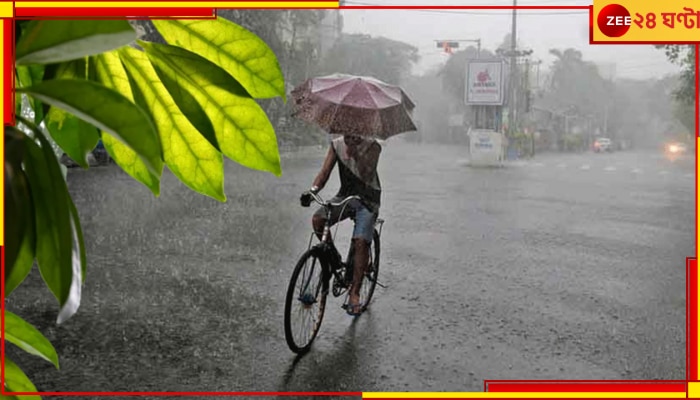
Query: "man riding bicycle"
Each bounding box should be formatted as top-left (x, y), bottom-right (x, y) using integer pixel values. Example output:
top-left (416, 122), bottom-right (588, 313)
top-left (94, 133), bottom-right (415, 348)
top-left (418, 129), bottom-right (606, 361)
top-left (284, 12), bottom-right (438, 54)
top-left (300, 134), bottom-right (382, 316)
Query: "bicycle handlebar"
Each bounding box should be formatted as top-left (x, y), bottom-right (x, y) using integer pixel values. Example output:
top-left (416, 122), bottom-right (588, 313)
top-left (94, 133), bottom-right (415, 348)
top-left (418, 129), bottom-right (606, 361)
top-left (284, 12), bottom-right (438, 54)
top-left (307, 191), bottom-right (360, 208)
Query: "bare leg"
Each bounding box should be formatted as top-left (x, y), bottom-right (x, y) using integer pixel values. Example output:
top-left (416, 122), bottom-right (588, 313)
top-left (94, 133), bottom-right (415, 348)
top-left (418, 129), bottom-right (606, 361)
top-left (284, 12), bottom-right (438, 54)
top-left (348, 237), bottom-right (369, 310)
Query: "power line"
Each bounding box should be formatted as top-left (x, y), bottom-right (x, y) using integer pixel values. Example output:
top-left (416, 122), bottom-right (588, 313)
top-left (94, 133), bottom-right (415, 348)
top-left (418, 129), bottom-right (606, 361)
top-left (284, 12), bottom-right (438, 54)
top-left (342, 1), bottom-right (588, 15)
top-left (344, 0), bottom-right (589, 4)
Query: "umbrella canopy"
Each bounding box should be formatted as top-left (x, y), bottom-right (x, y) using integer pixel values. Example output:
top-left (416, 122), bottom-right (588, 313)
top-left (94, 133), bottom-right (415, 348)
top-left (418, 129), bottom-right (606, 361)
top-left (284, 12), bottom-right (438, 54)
top-left (291, 73), bottom-right (417, 139)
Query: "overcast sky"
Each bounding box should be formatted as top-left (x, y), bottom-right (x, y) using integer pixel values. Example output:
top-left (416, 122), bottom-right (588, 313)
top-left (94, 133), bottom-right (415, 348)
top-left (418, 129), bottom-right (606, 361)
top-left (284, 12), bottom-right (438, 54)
top-left (339, 0), bottom-right (680, 80)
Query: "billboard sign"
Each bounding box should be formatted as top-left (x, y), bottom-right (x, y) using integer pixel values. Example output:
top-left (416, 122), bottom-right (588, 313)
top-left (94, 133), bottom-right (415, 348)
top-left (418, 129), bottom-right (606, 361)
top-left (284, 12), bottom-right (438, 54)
top-left (465, 60), bottom-right (505, 105)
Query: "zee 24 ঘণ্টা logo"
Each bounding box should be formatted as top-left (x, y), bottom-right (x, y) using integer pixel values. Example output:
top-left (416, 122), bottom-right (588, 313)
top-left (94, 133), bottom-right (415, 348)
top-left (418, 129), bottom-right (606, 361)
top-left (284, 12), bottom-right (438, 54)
top-left (597, 3), bottom-right (700, 38)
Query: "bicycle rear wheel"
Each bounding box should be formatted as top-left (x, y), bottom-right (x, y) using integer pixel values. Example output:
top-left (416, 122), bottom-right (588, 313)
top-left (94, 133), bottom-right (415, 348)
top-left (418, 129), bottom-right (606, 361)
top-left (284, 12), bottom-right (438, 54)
top-left (359, 229), bottom-right (380, 311)
top-left (284, 248), bottom-right (328, 354)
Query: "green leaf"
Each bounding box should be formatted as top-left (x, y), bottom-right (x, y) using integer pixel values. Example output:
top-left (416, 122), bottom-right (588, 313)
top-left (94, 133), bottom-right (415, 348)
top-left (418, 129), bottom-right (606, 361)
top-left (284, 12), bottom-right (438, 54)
top-left (15, 65), bottom-right (44, 91)
top-left (152, 19), bottom-right (285, 100)
top-left (42, 58), bottom-right (101, 170)
top-left (45, 108), bottom-right (99, 169)
top-left (18, 116), bottom-right (86, 324)
top-left (17, 79), bottom-right (162, 176)
top-left (4, 311), bottom-right (59, 369)
top-left (6, 232), bottom-right (35, 297)
top-left (4, 129), bottom-right (36, 296)
top-left (38, 62), bottom-right (61, 119)
top-left (16, 65), bottom-right (45, 123)
top-left (53, 57), bottom-right (87, 80)
top-left (92, 51), bottom-right (161, 196)
top-left (23, 121), bottom-right (80, 316)
top-left (119, 46), bottom-right (225, 201)
top-left (14, 72), bottom-right (22, 117)
top-left (22, 129), bottom-right (73, 309)
top-left (67, 194), bottom-right (87, 285)
top-left (4, 357), bottom-right (40, 399)
top-left (54, 192), bottom-right (85, 324)
top-left (4, 128), bottom-right (34, 278)
top-left (14, 20), bottom-right (32, 47)
top-left (15, 19), bottom-right (136, 65)
top-left (140, 41), bottom-right (281, 176)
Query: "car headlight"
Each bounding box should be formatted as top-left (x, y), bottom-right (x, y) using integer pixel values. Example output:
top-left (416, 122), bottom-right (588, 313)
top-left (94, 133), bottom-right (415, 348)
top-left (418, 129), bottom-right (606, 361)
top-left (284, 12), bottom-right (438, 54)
top-left (669, 144), bottom-right (679, 153)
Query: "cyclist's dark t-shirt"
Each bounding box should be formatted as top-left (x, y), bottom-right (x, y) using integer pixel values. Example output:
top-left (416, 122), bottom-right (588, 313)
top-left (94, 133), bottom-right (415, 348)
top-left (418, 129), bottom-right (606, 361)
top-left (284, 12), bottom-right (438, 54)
top-left (331, 137), bottom-right (381, 213)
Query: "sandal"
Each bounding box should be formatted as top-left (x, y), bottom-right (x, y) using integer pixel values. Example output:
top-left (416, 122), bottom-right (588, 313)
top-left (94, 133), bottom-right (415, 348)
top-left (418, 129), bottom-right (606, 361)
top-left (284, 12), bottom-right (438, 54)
top-left (345, 302), bottom-right (364, 316)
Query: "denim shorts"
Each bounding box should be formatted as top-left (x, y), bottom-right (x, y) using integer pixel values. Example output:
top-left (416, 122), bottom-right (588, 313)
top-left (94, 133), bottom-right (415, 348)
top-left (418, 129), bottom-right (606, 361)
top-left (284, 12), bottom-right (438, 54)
top-left (313, 198), bottom-right (377, 243)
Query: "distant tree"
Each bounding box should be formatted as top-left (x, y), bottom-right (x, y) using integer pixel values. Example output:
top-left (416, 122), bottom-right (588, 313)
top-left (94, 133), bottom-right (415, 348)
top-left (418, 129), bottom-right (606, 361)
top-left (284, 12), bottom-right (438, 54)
top-left (439, 46), bottom-right (497, 102)
top-left (673, 101), bottom-right (695, 136)
top-left (653, 74), bottom-right (695, 136)
top-left (604, 76), bottom-right (690, 148)
top-left (319, 33), bottom-right (419, 85)
top-left (545, 48), bottom-right (610, 117)
top-left (656, 45), bottom-right (695, 106)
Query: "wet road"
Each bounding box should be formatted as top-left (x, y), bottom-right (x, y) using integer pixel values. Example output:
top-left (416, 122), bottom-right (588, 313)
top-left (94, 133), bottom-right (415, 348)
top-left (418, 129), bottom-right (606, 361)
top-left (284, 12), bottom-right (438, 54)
top-left (8, 142), bottom-right (693, 394)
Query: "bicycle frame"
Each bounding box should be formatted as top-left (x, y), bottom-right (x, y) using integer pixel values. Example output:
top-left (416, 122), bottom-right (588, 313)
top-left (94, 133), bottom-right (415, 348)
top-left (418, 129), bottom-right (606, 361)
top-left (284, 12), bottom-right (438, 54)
top-left (304, 193), bottom-right (366, 293)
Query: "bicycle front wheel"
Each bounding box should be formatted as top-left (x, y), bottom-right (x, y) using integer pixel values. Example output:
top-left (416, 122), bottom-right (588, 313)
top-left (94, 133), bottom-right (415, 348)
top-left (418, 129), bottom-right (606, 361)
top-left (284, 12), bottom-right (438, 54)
top-left (284, 248), bottom-right (328, 354)
top-left (359, 229), bottom-right (381, 311)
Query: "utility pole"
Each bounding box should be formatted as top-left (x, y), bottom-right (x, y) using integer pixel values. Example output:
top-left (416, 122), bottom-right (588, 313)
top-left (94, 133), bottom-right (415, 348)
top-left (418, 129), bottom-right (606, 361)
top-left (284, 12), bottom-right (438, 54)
top-left (508, 0), bottom-right (517, 137)
top-left (531, 59), bottom-right (542, 89)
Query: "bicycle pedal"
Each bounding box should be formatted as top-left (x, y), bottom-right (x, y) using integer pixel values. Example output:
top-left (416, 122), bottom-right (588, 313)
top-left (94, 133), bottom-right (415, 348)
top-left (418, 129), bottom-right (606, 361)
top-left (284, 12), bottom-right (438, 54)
top-left (374, 280), bottom-right (388, 289)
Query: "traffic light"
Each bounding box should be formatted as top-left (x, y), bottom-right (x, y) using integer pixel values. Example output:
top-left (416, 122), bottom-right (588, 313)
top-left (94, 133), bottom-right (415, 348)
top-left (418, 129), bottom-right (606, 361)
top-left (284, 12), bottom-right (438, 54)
top-left (436, 41), bottom-right (460, 49)
top-left (437, 41), bottom-right (459, 54)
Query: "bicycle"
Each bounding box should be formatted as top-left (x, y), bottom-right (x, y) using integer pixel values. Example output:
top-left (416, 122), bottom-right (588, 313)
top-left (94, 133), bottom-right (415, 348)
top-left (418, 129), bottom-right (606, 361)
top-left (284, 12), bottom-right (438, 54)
top-left (284, 192), bottom-right (384, 354)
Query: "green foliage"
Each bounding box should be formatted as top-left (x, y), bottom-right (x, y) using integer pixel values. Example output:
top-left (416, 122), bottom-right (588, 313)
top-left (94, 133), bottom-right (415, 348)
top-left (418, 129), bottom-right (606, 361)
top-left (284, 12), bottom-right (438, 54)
top-left (140, 41), bottom-right (281, 176)
top-left (152, 19), bottom-right (286, 100)
top-left (15, 65), bottom-right (45, 123)
top-left (4, 358), bottom-right (41, 399)
top-left (43, 59), bottom-right (99, 169)
top-left (4, 311), bottom-right (59, 369)
top-left (119, 46), bottom-right (226, 201)
top-left (15, 20), bottom-right (136, 65)
top-left (45, 107), bottom-right (100, 169)
top-left (92, 50), bottom-right (162, 196)
top-left (19, 79), bottom-right (163, 174)
top-left (19, 118), bottom-right (77, 310)
top-left (7, 17), bottom-right (285, 396)
top-left (4, 128), bottom-right (34, 287)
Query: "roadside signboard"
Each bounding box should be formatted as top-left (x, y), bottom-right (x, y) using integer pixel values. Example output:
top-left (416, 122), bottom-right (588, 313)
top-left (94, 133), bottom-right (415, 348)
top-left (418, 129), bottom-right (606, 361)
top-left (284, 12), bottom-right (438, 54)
top-left (465, 60), bottom-right (505, 105)
top-left (468, 129), bottom-right (505, 166)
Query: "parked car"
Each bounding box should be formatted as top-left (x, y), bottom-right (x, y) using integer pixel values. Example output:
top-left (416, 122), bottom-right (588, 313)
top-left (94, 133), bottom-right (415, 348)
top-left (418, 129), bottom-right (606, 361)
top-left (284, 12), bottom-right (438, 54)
top-left (593, 137), bottom-right (613, 153)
